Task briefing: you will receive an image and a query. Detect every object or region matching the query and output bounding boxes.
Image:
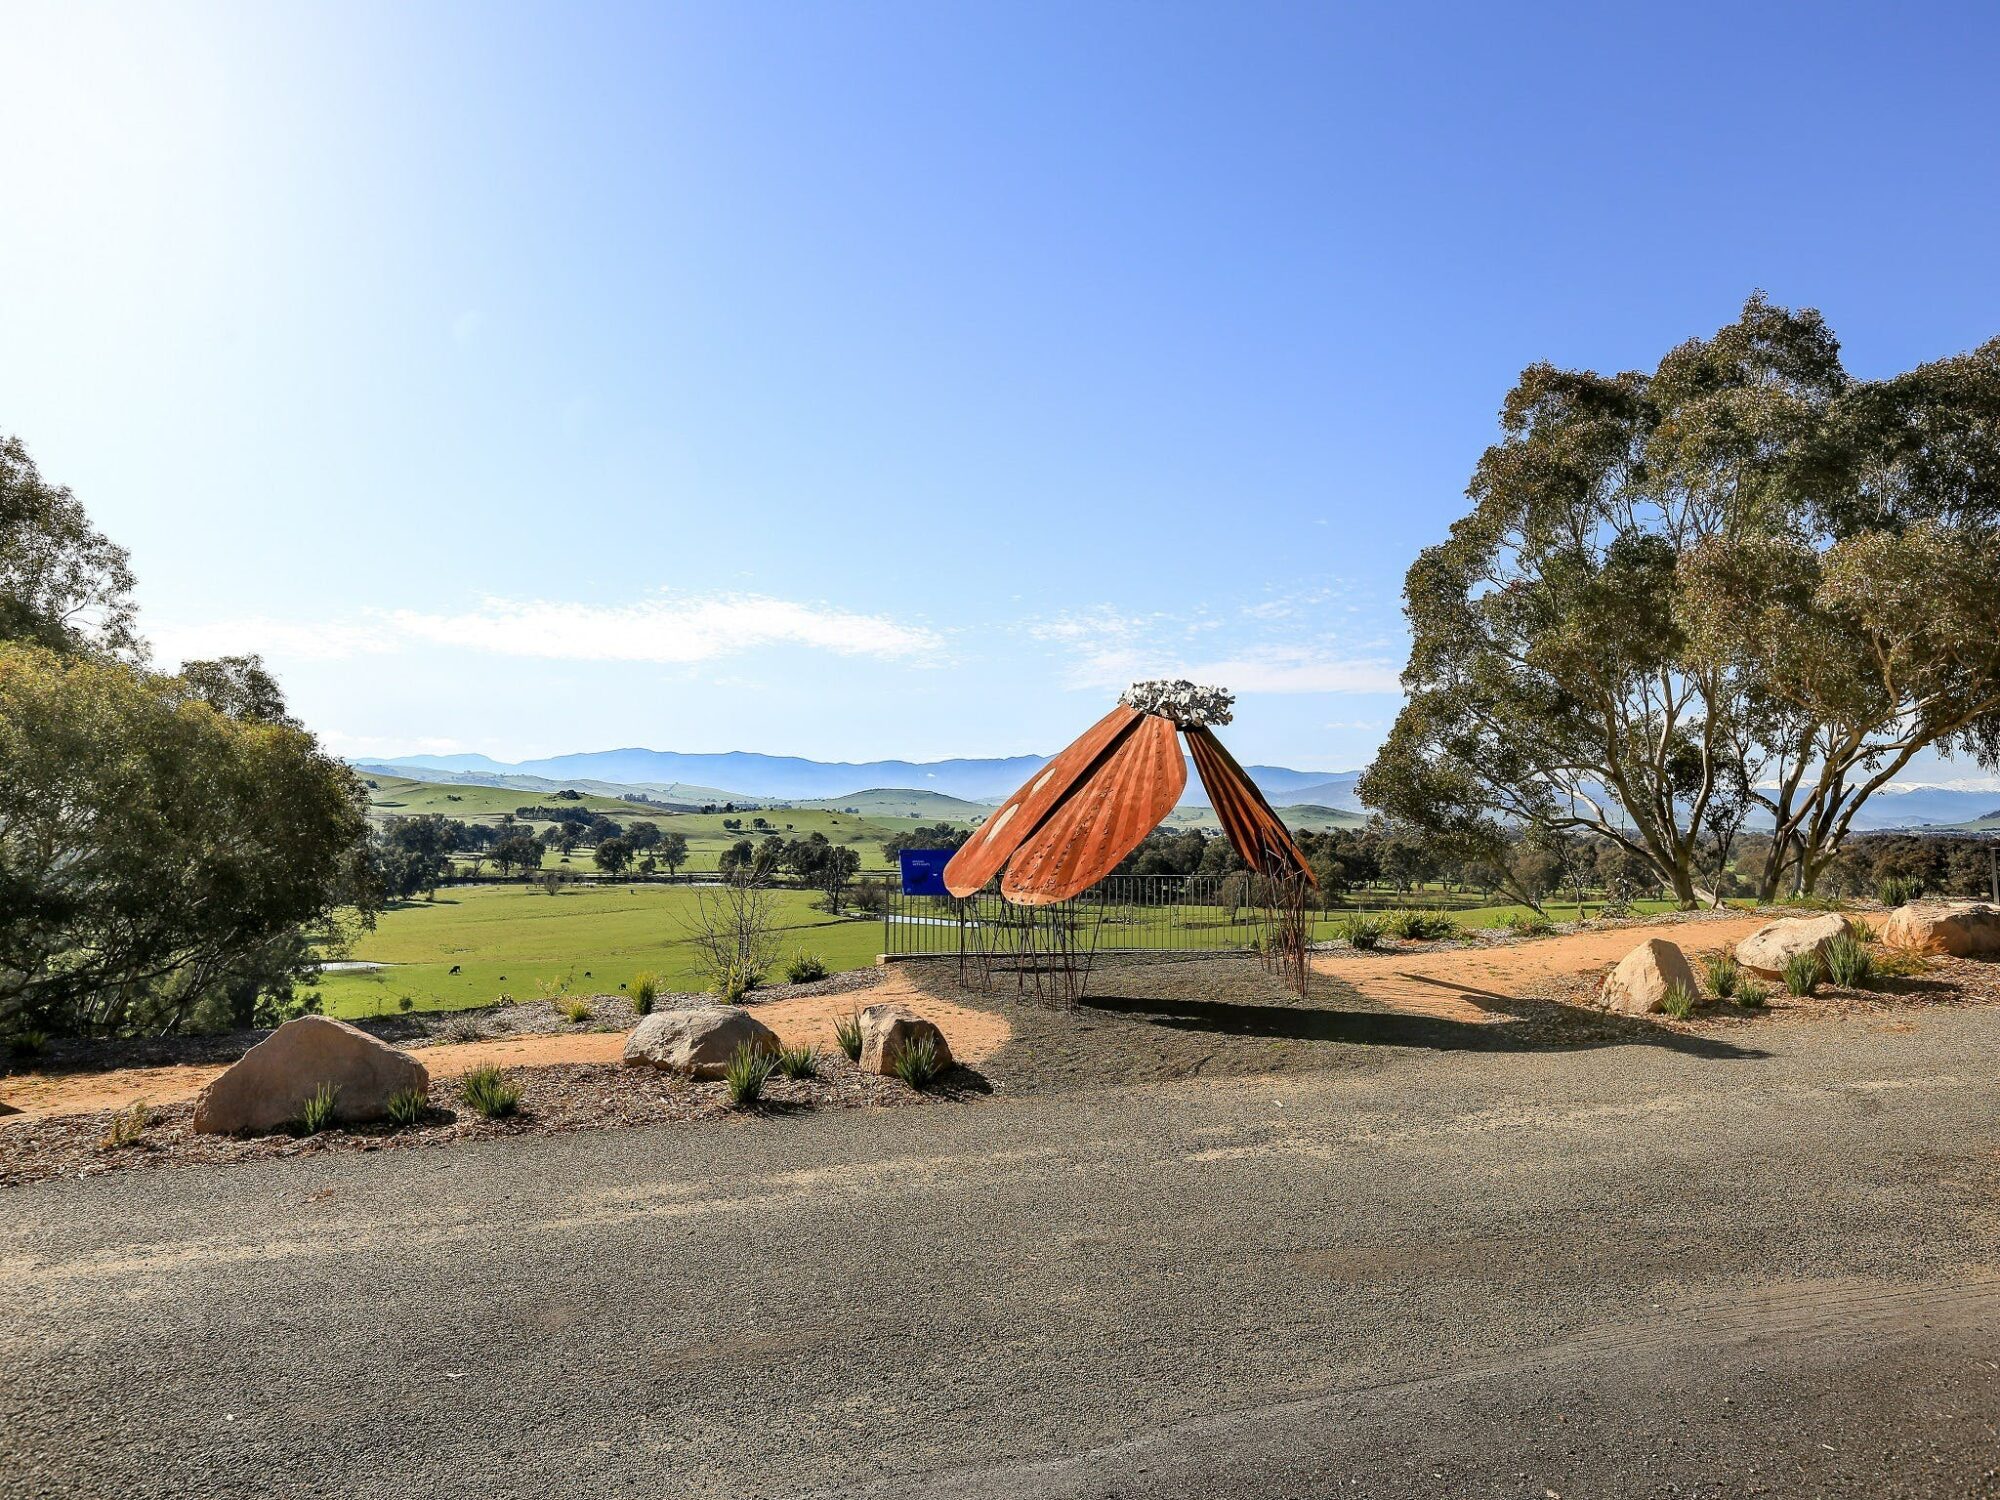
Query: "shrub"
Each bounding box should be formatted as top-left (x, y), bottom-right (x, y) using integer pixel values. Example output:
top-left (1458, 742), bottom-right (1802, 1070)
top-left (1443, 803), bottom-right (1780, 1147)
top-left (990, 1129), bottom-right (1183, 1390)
top-left (785, 952), bottom-right (829, 985)
top-left (1824, 932), bottom-right (1875, 989)
top-left (1873, 948), bottom-right (1931, 979)
top-left (1340, 915), bottom-right (1382, 950)
top-left (1382, 908), bottom-right (1461, 941)
top-left (460, 1066), bottom-right (521, 1119)
top-left (396, 994), bottom-right (415, 1013)
top-left (293, 1082), bottom-right (340, 1136)
top-left (1783, 950), bottom-right (1822, 997)
top-left (1702, 952), bottom-right (1741, 999)
top-left (558, 998), bottom-right (593, 1024)
top-left (724, 1043), bottom-right (775, 1106)
top-left (775, 1043), bottom-right (819, 1080)
top-left (98, 1101), bottom-right (151, 1151)
top-left (445, 1017), bottom-right (485, 1044)
top-left (1877, 875), bottom-right (1922, 908)
top-left (717, 964), bottom-right (761, 1004)
top-left (1736, 980), bottom-right (1769, 1009)
top-left (1847, 917), bottom-right (1878, 944)
top-left (891, 1033), bottom-right (946, 1089)
top-left (9, 1029), bottom-right (48, 1059)
top-left (1506, 911), bottom-right (1555, 937)
top-left (630, 973), bottom-right (658, 1016)
top-left (833, 1010), bottom-right (865, 1061)
top-left (386, 1087), bottom-right (429, 1128)
top-left (1658, 981), bottom-right (1698, 1020)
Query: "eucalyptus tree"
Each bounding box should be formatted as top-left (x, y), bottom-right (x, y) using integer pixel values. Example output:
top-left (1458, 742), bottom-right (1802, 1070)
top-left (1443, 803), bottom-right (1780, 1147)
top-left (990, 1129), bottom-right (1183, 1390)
top-left (1360, 297), bottom-right (2000, 906)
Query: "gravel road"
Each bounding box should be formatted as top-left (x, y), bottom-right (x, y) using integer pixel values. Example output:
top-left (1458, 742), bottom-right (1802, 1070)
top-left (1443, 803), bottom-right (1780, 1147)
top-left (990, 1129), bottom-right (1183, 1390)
top-left (6, 1002), bottom-right (2000, 1498)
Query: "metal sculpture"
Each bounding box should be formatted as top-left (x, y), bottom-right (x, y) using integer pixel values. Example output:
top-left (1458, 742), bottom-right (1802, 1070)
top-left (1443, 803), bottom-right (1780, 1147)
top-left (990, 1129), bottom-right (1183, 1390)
top-left (945, 680), bottom-right (1317, 905)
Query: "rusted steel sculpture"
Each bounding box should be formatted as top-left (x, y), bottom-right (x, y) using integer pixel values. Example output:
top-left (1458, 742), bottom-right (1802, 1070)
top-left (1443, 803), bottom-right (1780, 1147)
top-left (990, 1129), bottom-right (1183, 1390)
top-left (945, 681), bottom-right (1317, 905)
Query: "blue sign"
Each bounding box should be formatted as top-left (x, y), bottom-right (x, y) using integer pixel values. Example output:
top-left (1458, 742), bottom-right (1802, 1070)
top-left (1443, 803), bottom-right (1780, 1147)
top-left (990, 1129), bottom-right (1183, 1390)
top-left (899, 848), bottom-right (955, 897)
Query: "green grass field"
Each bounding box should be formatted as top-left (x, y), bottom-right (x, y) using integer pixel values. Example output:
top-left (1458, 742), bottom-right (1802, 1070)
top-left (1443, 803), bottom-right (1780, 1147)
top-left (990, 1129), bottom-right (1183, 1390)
top-left (315, 883), bottom-right (886, 1019)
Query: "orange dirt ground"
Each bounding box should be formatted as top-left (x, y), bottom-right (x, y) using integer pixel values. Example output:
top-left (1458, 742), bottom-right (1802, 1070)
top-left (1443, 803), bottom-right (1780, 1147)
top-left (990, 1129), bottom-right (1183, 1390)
top-left (1312, 914), bottom-right (1776, 1023)
top-left (0, 971), bottom-right (1011, 1122)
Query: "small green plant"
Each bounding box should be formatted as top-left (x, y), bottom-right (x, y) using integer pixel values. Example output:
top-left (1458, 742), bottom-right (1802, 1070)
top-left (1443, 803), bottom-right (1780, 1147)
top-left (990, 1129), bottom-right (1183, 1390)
top-left (723, 1043), bottom-right (775, 1106)
top-left (717, 963), bottom-right (761, 1004)
top-left (9, 1029), bottom-right (48, 1059)
top-left (1702, 952), bottom-right (1741, 999)
top-left (386, 1087), bottom-right (429, 1128)
top-left (785, 952), bottom-right (829, 984)
top-left (293, 1082), bottom-right (340, 1136)
top-left (1877, 874), bottom-right (1921, 907)
top-left (775, 1042), bottom-right (820, 1080)
top-left (1383, 908), bottom-right (1462, 941)
top-left (559, 997), bottom-right (593, 1024)
top-left (1340, 914), bottom-right (1383, 950)
top-left (630, 972), bottom-right (659, 1016)
top-left (1783, 949), bottom-right (1822, 997)
top-left (833, 1010), bottom-right (865, 1061)
top-left (1506, 911), bottom-right (1555, 937)
top-left (1657, 980), bottom-right (1698, 1019)
top-left (891, 1033), bottom-right (946, 1089)
top-left (460, 1066), bottom-right (521, 1119)
top-left (445, 1017), bottom-right (485, 1043)
top-left (1847, 917), bottom-right (1878, 944)
top-left (1736, 980), bottom-right (1769, 1009)
top-left (1824, 932), bottom-right (1875, 989)
top-left (98, 1100), bottom-right (152, 1151)
top-left (1873, 947), bottom-right (1931, 979)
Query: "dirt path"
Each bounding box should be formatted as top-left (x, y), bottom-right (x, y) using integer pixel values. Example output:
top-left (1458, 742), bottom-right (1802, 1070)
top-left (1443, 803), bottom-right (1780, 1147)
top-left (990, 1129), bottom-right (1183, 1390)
top-left (1312, 913), bottom-right (1776, 1023)
top-left (0, 973), bottom-right (1010, 1122)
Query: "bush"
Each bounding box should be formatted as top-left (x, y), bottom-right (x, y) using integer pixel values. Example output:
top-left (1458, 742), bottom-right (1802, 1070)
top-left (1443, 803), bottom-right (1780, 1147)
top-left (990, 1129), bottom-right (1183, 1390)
top-left (775, 1043), bottom-right (819, 1080)
top-left (1658, 981), bottom-right (1698, 1020)
top-left (9, 1029), bottom-right (48, 1059)
top-left (1824, 932), bottom-right (1875, 989)
top-left (558, 997), bottom-right (593, 1024)
top-left (1702, 952), bottom-right (1740, 999)
top-left (460, 1066), bottom-right (521, 1119)
top-left (630, 973), bottom-right (658, 1016)
top-left (1873, 947), bottom-right (1931, 979)
top-left (833, 1010), bottom-right (865, 1061)
top-left (717, 964), bottom-right (760, 1004)
top-left (1383, 908), bottom-right (1461, 941)
top-left (1736, 980), bottom-right (1769, 1009)
top-left (724, 1043), bottom-right (775, 1106)
top-left (1783, 950), bottom-right (1822, 997)
top-left (98, 1100), bottom-right (151, 1151)
top-left (1877, 875), bottom-right (1922, 907)
top-left (891, 1033), bottom-right (946, 1089)
top-left (386, 1087), bottom-right (429, 1129)
top-left (293, 1082), bottom-right (340, 1136)
top-left (396, 994), bottom-right (415, 1013)
top-left (1340, 915), bottom-right (1383, 950)
top-left (785, 952), bottom-right (829, 985)
top-left (1506, 911), bottom-right (1555, 937)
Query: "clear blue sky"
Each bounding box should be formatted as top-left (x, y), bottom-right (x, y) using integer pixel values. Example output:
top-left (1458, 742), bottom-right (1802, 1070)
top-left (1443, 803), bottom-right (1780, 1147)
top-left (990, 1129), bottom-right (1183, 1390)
top-left (5, 2), bottom-right (1997, 770)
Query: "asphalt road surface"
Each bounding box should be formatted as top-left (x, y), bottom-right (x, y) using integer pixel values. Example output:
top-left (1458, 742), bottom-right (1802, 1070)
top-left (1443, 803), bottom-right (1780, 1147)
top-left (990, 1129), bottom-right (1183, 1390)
top-left (6, 1005), bottom-right (2000, 1498)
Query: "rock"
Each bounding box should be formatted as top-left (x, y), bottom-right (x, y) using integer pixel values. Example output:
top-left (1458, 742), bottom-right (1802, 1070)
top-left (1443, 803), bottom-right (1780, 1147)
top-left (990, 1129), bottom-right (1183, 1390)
top-left (192, 1016), bottom-right (428, 1135)
top-left (623, 1006), bottom-right (778, 1077)
top-left (858, 1003), bottom-right (954, 1076)
top-left (1734, 912), bottom-right (1852, 979)
top-left (1882, 902), bottom-right (2000, 957)
top-left (1600, 938), bottom-right (1698, 1016)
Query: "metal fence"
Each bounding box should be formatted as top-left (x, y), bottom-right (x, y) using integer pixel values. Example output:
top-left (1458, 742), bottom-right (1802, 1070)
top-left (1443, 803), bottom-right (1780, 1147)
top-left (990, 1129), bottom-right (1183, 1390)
top-left (881, 873), bottom-right (1294, 957)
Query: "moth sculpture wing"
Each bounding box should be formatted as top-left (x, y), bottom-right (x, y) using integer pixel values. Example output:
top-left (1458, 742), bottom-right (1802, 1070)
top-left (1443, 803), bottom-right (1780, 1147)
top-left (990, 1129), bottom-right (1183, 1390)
top-left (1185, 724), bottom-right (1316, 885)
top-left (1000, 712), bottom-right (1186, 905)
top-left (942, 705), bottom-right (1144, 898)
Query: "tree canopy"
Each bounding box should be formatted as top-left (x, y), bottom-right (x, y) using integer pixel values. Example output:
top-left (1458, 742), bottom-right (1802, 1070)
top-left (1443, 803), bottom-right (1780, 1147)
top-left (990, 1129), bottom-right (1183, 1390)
top-left (1360, 297), bottom-right (2000, 905)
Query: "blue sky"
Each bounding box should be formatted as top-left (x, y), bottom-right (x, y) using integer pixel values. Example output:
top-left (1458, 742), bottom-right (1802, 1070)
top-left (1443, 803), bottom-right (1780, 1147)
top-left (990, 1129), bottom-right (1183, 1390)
top-left (5, 2), bottom-right (1998, 771)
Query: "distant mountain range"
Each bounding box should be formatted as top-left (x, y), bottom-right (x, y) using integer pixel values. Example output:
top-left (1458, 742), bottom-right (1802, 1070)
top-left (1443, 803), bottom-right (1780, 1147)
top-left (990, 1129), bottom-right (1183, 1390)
top-left (356, 748), bottom-right (1365, 812)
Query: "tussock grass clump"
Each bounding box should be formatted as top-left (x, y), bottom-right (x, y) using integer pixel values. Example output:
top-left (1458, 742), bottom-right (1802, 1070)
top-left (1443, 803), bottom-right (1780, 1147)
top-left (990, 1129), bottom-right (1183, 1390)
top-left (1657, 981), bottom-right (1698, 1020)
top-left (460, 1066), bottom-right (521, 1119)
top-left (98, 1101), bottom-right (152, 1151)
top-left (9, 1029), bottom-right (48, 1059)
top-left (1824, 932), bottom-right (1875, 989)
top-left (293, 1082), bottom-right (340, 1136)
top-left (1702, 952), bottom-right (1741, 999)
top-left (717, 964), bottom-right (760, 1004)
top-left (630, 973), bottom-right (658, 1016)
top-left (785, 952), bottom-right (829, 984)
top-left (558, 997), bottom-right (593, 1024)
top-left (892, 1034), bottom-right (946, 1090)
top-left (1783, 950), bottom-right (1822, 997)
top-left (1877, 875), bottom-right (1921, 908)
top-left (386, 1087), bottom-right (429, 1129)
top-left (1381, 908), bottom-right (1461, 942)
top-left (724, 1043), bottom-right (776, 1106)
top-left (833, 1011), bottom-right (865, 1061)
top-left (1873, 948), bottom-right (1931, 979)
top-left (775, 1043), bottom-right (820, 1080)
top-left (1735, 981), bottom-right (1769, 1010)
top-left (1506, 911), bottom-right (1555, 937)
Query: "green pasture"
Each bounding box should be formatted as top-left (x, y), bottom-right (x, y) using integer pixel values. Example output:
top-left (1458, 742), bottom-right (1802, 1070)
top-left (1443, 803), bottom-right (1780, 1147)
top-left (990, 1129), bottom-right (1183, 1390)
top-left (314, 883), bottom-right (884, 1019)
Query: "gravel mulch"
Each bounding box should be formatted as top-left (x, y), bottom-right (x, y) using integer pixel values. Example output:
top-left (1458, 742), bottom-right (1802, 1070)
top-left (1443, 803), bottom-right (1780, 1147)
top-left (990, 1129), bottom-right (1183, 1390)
top-left (0, 1045), bottom-right (977, 1190)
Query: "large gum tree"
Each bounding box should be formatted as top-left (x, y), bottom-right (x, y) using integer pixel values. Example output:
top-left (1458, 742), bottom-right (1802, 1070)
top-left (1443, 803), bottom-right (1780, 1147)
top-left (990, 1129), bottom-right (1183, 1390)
top-left (1359, 296), bottom-right (2000, 908)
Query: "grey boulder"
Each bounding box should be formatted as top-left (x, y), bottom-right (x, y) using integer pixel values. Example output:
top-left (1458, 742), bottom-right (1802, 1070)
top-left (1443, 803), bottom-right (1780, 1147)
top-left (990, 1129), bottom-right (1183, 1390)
top-left (193, 1016), bottom-right (428, 1135)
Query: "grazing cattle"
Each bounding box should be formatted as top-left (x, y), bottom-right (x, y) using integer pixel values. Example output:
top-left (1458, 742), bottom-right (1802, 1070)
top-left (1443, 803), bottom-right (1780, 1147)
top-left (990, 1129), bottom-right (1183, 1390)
top-left (449, 965), bottom-right (461, 974)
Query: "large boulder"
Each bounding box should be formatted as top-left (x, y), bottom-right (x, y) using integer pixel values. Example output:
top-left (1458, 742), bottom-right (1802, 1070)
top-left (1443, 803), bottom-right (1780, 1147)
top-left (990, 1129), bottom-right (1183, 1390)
top-left (1735, 913), bottom-right (1852, 979)
top-left (1882, 902), bottom-right (2000, 957)
top-left (858, 1003), bottom-right (954, 1076)
top-left (192, 1016), bottom-right (428, 1135)
top-left (1600, 938), bottom-right (1698, 1016)
top-left (623, 1006), bottom-right (779, 1078)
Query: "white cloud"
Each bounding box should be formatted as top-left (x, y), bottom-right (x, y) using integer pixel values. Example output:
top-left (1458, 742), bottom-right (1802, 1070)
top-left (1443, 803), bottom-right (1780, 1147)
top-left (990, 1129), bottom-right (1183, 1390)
top-left (150, 591), bottom-right (945, 668)
top-left (1031, 599), bottom-right (1403, 698)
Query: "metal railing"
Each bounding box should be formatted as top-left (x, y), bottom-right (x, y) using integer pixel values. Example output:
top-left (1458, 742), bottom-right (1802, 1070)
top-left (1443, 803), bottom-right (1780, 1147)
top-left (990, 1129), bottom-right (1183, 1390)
top-left (881, 873), bottom-right (1302, 957)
